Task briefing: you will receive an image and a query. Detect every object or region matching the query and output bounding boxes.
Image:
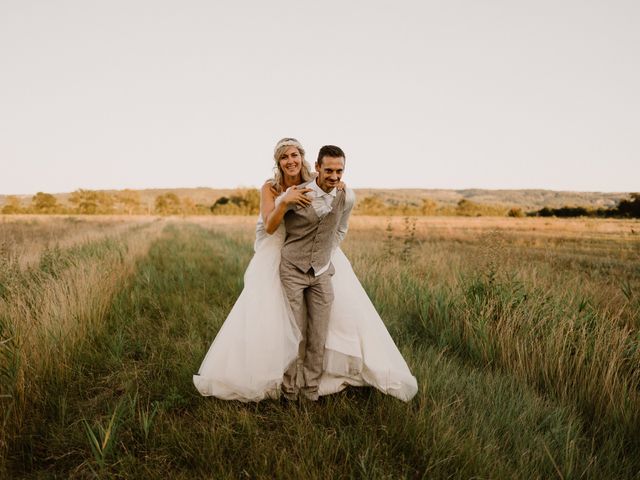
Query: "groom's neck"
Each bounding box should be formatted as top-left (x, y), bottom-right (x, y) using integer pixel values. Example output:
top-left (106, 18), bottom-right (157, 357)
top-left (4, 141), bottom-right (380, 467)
top-left (315, 178), bottom-right (334, 194)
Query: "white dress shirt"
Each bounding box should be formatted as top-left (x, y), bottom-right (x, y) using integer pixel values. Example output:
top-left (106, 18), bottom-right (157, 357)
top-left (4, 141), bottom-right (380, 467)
top-left (305, 180), bottom-right (356, 275)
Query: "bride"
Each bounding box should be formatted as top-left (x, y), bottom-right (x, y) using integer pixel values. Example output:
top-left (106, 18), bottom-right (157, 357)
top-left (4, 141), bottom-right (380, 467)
top-left (193, 138), bottom-right (418, 402)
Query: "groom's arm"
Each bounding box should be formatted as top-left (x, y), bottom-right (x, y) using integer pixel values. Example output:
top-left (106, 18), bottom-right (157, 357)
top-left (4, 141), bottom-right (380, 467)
top-left (334, 188), bottom-right (356, 248)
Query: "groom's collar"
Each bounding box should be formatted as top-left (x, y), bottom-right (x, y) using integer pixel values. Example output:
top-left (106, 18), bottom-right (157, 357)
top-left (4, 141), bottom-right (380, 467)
top-left (310, 178), bottom-right (336, 197)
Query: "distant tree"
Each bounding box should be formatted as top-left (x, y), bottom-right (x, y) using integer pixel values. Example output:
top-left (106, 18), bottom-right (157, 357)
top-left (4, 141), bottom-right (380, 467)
top-left (508, 207), bottom-right (524, 217)
top-left (116, 189), bottom-right (142, 215)
top-left (420, 199), bottom-right (437, 216)
top-left (1, 196), bottom-right (22, 214)
top-left (194, 203), bottom-right (212, 215)
top-left (31, 192), bottom-right (59, 213)
top-left (69, 189), bottom-right (98, 214)
top-left (155, 193), bottom-right (182, 215)
top-left (555, 206), bottom-right (590, 217)
top-left (615, 193), bottom-right (640, 218)
top-left (95, 191), bottom-right (115, 214)
top-left (240, 189), bottom-right (261, 214)
top-left (69, 189), bottom-right (115, 214)
top-left (535, 206), bottom-right (593, 218)
top-left (538, 207), bottom-right (554, 217)
top-left (456, 199), bottom-right (479, 216)
top-left (211, 189), bottom-right (261, 215)
top-left (180, 197), bottom-right (198, 215)
top-left (399, 202), bottom-right (415, 216)
top-left (455, 199), bottom-right (506, 217)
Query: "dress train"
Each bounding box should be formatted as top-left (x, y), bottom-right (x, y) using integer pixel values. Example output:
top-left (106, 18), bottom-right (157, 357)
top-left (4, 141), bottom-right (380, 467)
top-left (193, 219), bottom-right (418, 402)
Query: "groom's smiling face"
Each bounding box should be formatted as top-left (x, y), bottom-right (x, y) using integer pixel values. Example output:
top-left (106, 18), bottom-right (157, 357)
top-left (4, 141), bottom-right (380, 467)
top-left (315, 156), bottom-right (345, 193)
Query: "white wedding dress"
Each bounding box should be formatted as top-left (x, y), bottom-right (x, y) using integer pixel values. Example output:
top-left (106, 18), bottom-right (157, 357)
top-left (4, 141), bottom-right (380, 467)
top-left (193, 212), bottom-right (418, 402)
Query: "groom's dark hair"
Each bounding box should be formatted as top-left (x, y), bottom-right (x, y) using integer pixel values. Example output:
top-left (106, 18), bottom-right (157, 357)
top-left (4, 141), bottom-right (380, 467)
top-left (317, 145), bottom-right (345, 165)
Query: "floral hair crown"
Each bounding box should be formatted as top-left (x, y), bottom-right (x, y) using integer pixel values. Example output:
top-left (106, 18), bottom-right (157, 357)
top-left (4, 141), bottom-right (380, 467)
top-left (274, 138), bottom-right (304, 156)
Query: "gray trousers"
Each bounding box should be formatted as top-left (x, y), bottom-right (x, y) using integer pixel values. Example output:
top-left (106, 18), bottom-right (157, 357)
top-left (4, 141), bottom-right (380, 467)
top-left (279, 257), bottom-right (335, 398)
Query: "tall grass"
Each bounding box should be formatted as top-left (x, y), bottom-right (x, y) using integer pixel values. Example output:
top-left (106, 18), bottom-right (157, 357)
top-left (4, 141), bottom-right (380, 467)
top-left (348, 217), bottom-right (640, 465)
top-left (1, 216), bottom-right (639, 478)
top-left (0, 219), bottom-right (163, 472)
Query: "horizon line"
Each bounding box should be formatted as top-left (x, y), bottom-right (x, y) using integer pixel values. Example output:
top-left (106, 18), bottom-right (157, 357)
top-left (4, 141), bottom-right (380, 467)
top-left (0, 186), bottom-right (635, 197)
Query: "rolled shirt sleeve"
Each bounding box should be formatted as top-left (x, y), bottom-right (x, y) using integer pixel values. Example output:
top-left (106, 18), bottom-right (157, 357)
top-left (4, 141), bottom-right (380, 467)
top-left (334, 188), bottom-right (356, 248)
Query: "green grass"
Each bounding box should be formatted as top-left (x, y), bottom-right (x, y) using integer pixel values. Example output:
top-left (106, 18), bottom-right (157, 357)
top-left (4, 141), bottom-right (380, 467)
top-left (2, 220), bottom-right (639, 478)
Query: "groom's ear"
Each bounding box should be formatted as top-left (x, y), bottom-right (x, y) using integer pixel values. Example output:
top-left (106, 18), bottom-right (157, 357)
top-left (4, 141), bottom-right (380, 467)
top-left (315, 162), bottom-right (321, 173)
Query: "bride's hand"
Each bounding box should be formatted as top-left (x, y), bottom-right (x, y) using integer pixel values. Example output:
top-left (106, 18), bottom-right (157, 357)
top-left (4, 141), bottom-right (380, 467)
top-left (337, 181), bottom-right (347, 191)
top-left (283, 186), bottom-right (313, 208)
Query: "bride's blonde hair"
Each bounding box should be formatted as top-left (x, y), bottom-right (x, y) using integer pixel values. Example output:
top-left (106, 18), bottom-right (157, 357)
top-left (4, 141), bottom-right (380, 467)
top-left (268, 138), bottom-right (314, 194)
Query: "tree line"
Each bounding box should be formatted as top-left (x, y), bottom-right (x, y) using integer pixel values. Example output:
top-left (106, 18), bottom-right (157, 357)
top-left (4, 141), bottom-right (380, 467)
top-left (354, 194), bottom-right (640, 218)
top-left (0, 189), bottom-right (261, 216)
top-left (354, 197), bottom-right (508, 217)
top-left (532, 193), bottom-right (640, 218)
top-left (2, 189), bottom-right (639, 218)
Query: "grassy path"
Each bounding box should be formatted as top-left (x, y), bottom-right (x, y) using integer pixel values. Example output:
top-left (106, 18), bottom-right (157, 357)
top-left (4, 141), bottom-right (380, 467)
top-left (6, 222), bottom-right (638, 478)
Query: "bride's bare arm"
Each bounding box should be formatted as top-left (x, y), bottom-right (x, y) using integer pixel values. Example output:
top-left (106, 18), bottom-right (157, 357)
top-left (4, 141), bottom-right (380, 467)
top-left (260, 183), bottom-right (278, 233)
top-left (261, 183), bottom-right (291, 235)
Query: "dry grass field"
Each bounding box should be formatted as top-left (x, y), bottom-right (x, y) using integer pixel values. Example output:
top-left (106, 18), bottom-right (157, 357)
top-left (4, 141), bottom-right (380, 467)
top-left (1, 214), bottom-right (639, 478)
top-left (0, 216), bottom-right (157, 269)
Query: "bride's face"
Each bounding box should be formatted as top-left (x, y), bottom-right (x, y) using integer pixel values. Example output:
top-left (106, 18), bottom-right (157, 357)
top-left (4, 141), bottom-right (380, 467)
top-left (278, 147), bottom-right (302, 177)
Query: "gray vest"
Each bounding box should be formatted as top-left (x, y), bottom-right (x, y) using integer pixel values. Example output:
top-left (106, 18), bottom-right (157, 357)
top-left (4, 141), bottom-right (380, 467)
top-left (281, 182), bottom-right (346, 273)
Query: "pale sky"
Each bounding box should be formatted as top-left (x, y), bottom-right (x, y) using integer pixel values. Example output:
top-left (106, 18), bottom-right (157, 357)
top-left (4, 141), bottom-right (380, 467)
top-left (1, 0), bottom-right (638, 195)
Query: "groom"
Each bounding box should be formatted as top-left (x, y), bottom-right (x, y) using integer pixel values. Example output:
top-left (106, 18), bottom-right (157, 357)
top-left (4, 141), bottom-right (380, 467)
top-left (279, 145), bottom-right (355, 401)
